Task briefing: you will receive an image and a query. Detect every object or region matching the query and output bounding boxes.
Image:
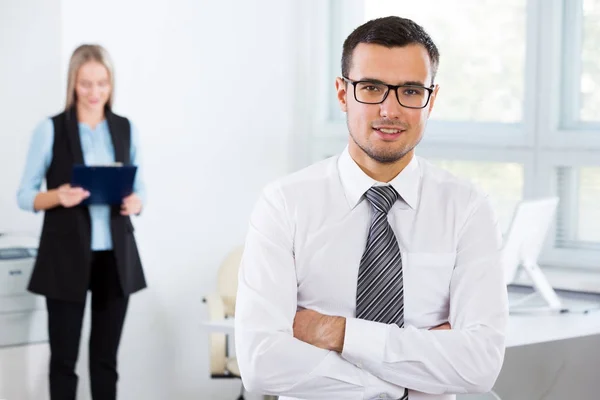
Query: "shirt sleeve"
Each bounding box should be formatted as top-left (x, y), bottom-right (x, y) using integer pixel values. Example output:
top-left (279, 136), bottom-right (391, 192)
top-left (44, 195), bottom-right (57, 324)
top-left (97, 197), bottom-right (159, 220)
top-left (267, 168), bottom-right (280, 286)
top-left (16, 119), bottom-right (54, 212)
top-left (341, 192), bottom-right (509, 395)
top-left (235, 182), bottom-right (407, 400)
top-left (129, 122), bottom-right (147, 206)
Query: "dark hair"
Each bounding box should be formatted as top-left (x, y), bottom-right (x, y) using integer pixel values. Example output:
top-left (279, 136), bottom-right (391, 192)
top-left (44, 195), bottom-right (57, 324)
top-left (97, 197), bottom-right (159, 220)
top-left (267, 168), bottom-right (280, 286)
top-left (341, 16), bottom-right (440, 83)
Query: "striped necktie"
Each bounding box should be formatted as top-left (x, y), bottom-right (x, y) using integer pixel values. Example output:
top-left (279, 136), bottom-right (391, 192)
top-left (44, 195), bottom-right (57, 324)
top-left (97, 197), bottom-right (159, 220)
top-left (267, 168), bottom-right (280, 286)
top-left (356, 185), bottom-right (404, 327)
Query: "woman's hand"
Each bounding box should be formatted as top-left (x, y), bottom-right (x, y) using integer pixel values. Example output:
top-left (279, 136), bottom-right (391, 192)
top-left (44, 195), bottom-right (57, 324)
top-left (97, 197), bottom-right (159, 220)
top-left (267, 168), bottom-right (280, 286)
top-left (57, 184), bottom-right (90, 208)
top-left (121, 193), bottom-right (142, 216)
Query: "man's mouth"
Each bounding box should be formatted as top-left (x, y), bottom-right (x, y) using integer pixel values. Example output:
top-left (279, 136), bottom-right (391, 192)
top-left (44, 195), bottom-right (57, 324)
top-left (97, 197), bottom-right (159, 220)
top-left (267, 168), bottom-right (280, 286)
top-left (376, 128), bottom-right (404, 134)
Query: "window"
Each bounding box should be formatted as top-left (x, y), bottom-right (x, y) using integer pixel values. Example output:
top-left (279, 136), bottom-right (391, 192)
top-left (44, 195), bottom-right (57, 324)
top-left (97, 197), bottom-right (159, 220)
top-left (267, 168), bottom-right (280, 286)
top-left (578, 167), bottom-right (600, 242)
top-left (556, 166), bottom-right (600, 247)
top-left (562, 0), bottom-right (600, 127)
top-left (430, 160), bottom-right (524, 233)
top-left (580, 0), bottom-right (600, 122)
top-left (364, 0), bottom-right (527, 123)
top-left (313, 0), bottom-right (600, 269)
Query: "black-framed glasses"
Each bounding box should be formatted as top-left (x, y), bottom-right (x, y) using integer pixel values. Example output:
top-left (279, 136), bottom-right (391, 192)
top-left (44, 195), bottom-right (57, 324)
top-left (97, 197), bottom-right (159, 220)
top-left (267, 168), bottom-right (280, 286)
top-left (342, 76), bottom-right (435, 109)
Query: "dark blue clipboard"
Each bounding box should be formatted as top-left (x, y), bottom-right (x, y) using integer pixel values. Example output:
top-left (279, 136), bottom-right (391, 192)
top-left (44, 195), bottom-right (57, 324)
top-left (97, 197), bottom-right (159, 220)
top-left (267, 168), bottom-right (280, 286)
top-left (70, 164), bottom-right (137, 205)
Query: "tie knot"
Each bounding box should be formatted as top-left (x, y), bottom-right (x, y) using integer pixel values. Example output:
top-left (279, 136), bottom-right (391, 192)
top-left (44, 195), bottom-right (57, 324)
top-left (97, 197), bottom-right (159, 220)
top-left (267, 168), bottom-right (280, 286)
top-left (365, 186), bottom-right (398, 213)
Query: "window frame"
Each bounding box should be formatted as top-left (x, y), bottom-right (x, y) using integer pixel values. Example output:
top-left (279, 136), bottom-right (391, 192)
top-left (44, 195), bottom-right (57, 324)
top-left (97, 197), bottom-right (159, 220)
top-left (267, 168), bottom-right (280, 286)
top-left (298, 0), bottom-right (600, 270)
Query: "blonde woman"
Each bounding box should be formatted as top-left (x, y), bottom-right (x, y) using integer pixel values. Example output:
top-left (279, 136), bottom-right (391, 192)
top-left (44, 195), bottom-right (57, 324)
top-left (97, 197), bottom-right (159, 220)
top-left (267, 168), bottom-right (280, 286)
top-left (16, 44), bottom-right (146, 400)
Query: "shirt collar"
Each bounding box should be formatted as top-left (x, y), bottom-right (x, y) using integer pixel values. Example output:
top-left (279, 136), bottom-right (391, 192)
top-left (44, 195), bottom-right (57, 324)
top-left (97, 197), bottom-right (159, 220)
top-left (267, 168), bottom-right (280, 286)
top-left (337, 145), bottom-right (421, 210)
top-left (78, 119), bottom-right (107, 131)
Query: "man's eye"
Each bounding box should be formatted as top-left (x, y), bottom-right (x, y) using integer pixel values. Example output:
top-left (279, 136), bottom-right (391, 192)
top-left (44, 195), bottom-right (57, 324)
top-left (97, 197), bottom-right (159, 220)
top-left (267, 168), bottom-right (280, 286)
top-left (362, 85), bottom-right (382, 92)
top-left (403, 88), bottom-right (424, 96)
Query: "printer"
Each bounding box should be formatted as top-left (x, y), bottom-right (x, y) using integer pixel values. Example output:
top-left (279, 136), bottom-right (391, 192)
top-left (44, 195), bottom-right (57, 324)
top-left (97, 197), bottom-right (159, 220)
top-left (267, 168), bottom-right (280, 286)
top-left (0, 232), bottom-right (47, 347)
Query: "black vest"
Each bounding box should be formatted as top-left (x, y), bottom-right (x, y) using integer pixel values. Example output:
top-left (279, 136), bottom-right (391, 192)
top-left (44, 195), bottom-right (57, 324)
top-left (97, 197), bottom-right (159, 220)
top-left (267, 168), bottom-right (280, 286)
top-left (28, 107), bottom-right (146, 302)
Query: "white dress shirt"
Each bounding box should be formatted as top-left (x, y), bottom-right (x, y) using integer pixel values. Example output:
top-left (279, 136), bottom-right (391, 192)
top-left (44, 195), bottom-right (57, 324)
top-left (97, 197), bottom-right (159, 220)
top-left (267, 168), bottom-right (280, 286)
top-left (235, 147), bottom-right (509, 400)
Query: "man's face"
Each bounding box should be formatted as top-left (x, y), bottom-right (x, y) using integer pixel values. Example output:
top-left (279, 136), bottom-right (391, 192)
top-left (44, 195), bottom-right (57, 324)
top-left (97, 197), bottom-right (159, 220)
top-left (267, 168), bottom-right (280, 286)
top-left (336, 43), bottom-right (439, 164)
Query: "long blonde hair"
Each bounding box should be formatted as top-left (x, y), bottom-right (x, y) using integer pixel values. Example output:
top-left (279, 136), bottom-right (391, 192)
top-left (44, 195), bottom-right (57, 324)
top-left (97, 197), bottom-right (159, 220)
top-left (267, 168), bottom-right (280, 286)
top-left (65, 44), bottom-right (115, 110)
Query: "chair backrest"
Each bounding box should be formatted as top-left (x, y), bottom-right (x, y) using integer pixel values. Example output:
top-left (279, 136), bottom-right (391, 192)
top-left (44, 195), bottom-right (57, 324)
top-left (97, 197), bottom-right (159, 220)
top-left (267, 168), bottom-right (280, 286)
top-left (217, 245), bottom-right (244, 317)
top-left (502, 197), bottom-right (559, 284)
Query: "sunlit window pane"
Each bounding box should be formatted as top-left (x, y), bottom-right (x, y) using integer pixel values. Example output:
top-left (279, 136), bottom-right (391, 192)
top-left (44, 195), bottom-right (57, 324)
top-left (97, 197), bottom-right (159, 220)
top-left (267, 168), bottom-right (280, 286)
top-left (429, 159), bottom-right (524, 232)
top-left (364, 0), bottom-right (526, 123)
top-left (580, 0), bottom-right (600, 121)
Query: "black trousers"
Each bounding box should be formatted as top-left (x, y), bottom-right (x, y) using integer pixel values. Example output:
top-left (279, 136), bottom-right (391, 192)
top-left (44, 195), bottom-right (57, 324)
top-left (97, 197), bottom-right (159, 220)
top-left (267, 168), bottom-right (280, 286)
top-left (46, 250), bottom-right (129, 400)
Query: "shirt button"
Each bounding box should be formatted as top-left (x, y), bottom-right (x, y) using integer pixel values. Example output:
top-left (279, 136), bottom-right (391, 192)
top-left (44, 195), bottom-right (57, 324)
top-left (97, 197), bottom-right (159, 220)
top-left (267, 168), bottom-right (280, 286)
top-left (379, 394), bottom-right (388, 399)
top-left (357, 362), bottom-right (363, 368)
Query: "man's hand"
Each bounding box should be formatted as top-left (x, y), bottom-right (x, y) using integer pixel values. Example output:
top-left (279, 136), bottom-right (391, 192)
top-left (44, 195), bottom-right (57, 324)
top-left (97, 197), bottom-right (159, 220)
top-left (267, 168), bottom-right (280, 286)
top-left (430, 322), bottom-right (451, 330)
top-left (57, 184), bottom-right (89, 208)
top-left (121, 193), bottom-right (142, 216)
top-left (293, 308), bottom-right (346, 353)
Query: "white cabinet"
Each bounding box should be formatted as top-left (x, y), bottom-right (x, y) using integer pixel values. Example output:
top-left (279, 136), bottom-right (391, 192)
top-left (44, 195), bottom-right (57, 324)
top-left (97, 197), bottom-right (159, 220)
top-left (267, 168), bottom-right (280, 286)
top-left (0, 233), bottom-right (47, 347)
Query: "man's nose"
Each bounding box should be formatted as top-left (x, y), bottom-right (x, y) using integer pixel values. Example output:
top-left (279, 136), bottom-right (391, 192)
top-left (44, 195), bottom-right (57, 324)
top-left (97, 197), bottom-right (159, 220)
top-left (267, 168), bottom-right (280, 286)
top-left (379, 90), bottom-right (405, 119)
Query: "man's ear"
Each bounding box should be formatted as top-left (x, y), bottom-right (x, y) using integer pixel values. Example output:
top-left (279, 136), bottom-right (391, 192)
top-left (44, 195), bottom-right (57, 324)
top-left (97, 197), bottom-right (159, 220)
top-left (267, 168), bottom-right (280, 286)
top-left (335, 77), bottom-right (348, 113)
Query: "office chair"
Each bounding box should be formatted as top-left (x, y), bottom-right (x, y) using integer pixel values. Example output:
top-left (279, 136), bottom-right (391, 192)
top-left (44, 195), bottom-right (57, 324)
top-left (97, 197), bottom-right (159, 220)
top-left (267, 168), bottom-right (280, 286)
top-left (203, 245), bottom-right (245, 399)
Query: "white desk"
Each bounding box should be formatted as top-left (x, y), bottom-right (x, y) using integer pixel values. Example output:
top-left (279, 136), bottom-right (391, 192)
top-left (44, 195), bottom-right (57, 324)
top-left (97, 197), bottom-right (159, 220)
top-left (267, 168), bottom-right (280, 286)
top-left (506, 310), bottom-right (600, 347)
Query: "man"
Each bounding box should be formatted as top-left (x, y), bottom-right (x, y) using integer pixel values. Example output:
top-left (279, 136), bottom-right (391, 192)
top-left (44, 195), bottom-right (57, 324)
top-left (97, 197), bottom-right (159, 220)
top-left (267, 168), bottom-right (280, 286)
top-left (235, 16), bottom-right (508, 400)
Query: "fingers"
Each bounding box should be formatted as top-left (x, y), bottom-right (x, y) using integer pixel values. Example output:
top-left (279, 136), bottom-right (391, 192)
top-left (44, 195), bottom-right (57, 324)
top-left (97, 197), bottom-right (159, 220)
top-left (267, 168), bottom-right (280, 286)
top-left (75, 188), bottom-right (90, 198)
top-left (121, 200), bottom-right (139, 215)
top-left (121, 195), bottom-right (141, 215)
top-left (120, 204), bottom-right (132, 216)
top-left (60, 185), bottom-right (89, 197)
top-left (58, 185), bottom-right (90, 208)
top-left (70, 188), bottom-right (90, 202)
top-left (121, 203), bottom-right (130, 215)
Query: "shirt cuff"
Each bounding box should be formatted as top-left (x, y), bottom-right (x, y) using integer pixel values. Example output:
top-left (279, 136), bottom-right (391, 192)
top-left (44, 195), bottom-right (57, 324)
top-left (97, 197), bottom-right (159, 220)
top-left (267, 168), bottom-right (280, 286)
top-left (17, 190), bottom-right (38, 213)
top-left (342, 317), bottom-right (389, 368)
top-left (362, 368), bottom-right (407, 400)
top-left (309, 351), bottom-right (366, 387)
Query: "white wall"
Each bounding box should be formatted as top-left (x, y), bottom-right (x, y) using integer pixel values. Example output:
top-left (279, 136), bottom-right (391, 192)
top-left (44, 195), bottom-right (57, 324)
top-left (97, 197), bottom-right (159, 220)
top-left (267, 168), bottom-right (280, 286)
top-left (0, 0), bottom-right (62, 234)
top-left (1, 0), bottom-right (300, 399)
top-left (0, 1), bottom-right (61, 398)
